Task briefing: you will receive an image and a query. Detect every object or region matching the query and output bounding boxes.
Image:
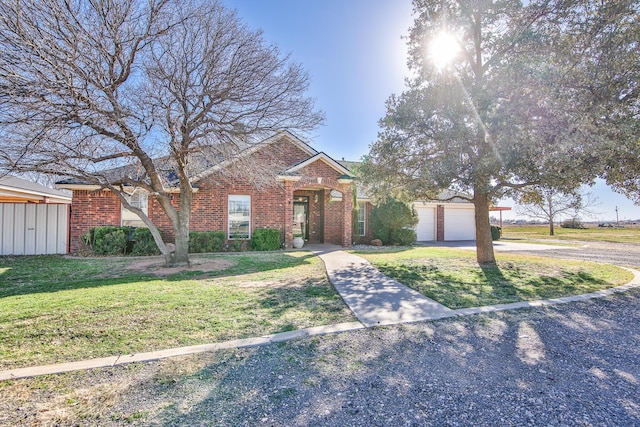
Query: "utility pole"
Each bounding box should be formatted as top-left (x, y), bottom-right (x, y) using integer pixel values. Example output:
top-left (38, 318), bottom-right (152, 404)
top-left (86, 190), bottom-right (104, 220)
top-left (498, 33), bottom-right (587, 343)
top-left (615, 206), bottom-right (619, 227)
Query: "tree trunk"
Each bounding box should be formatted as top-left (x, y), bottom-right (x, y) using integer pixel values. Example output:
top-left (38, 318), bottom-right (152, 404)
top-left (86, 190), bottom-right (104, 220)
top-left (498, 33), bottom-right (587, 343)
top-left (156, 188), bottom-right (192, 267)
top-left (166, 188), bottom-right (192, 266)
top-left (169, 213), bottom-right (190, 266)
top-left (548, 197), bottom-right (554, 236)
top-left (473, 191), bottom-right (496, 264)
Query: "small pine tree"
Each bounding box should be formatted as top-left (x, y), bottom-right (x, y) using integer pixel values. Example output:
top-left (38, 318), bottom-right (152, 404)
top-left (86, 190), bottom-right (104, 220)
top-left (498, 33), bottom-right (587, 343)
top-left (370, 198), bottom-right (418, 245)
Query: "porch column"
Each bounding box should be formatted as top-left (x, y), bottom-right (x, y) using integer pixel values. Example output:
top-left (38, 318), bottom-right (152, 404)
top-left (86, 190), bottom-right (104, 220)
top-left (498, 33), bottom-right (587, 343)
top-left (341, 185), bottom-right (352, 247)
top-left (284, 181), bottom-right (294, 248)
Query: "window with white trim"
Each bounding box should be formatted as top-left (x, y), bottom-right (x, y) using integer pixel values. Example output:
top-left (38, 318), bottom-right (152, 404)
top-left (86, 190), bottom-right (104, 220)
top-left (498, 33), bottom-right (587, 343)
top-left (121, 191), bottom-right (148, 227)
top-left (228, 195), bottom-right (250, 239)
top-left (357, 202), bottom-right (366, 236)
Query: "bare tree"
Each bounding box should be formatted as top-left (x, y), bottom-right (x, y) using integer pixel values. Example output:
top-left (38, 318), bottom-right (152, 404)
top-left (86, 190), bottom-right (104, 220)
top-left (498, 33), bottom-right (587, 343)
top-left (0, 0), bottom-right (323, 265)
top-left (515, 187), bottom-right (599, 235)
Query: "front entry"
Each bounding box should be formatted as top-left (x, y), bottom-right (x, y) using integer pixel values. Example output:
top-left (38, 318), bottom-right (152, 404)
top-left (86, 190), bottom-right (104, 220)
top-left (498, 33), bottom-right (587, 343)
top-left (293, 196), bottom-right (309, 240)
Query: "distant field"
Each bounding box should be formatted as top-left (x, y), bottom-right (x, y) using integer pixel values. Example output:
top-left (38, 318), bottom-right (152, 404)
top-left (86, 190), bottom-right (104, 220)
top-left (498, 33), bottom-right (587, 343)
top-left (500, 223), bottom-right (640, 244)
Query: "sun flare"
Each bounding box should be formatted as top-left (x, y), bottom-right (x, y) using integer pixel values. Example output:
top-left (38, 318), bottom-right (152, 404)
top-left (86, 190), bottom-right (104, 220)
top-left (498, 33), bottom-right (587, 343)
top-left (429, 31), bottom-right (460, 70)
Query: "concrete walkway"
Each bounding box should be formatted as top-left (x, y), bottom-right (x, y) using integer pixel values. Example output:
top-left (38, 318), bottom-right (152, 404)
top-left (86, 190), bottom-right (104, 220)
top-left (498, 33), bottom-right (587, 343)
top-left (310, 245), bottom-right (454, 326)
top-left (2, 245), bottom-right (640, 381)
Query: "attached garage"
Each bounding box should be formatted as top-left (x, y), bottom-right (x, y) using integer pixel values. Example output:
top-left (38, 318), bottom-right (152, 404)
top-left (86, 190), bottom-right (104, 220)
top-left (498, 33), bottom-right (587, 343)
top-left (414, 205), bottom-right (436, 241)
top-left (444, 206), bottom-right (476, 241)
top-left (412, 201), bottom-right (476, 242)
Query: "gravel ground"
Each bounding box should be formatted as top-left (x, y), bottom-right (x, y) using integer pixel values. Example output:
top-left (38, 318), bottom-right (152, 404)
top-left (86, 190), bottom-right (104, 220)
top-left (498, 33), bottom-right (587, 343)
top-left (3, 288), bottom-right (640, 426)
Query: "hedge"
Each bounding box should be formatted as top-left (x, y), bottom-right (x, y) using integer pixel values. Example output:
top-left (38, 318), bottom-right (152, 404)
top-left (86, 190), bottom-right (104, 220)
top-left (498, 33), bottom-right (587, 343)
top-left (189, 230), bottom-right (226, 253)
top-left (84, 226), bottom-right (130, 255)
top-left (130, 227), bottom-right (161, 256)
top-left (251, 228), bottom-right (281, 251)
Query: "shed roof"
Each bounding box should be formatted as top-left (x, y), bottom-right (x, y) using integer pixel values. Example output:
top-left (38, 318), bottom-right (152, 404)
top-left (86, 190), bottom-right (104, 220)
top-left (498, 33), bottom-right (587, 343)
top-left (0, 175), bottom-right (72, 204)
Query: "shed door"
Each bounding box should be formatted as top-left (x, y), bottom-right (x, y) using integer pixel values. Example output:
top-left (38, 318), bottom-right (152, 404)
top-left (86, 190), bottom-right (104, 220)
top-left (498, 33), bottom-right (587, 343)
top-left (444, 207), bottom-right (476, 241)
top-left (415, 206), bottom-right (435, 241)
top-left (0, 203), bottom-right (68, 255)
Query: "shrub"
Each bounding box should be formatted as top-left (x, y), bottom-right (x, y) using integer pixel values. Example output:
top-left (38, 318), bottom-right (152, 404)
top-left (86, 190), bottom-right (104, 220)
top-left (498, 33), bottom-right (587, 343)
top-left (130, 228), bottom-right (161, 256)
top-left (370, 198), bottom-right (419, 245)
top-left (230, 232), bottom-right (248, 252)
top-left (251, 228), bottom-right (281, 251)
top-left (560, 218), bottom-right (586, 229)
top-left (390, 228), bottom-right (417, 246)
top-left (491, 225), bottom-right (501, 241)
top-left (189, 231), bottom-right (225, 253)
top-left (89, 226), bottom-right (130, 255)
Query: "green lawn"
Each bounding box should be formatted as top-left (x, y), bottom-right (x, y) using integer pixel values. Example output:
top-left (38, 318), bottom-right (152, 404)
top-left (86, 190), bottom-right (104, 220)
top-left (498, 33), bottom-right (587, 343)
top-left (501, 224), bottom-right (640, 244)
top-left (355, 247), bottom-right (633, 309)
top-left (0, 252), bottom-right (355, 369)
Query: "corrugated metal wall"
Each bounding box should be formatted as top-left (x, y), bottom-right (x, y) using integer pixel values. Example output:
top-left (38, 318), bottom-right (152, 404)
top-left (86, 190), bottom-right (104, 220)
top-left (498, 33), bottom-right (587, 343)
top-left (0, 203), bottom-right (69, 255)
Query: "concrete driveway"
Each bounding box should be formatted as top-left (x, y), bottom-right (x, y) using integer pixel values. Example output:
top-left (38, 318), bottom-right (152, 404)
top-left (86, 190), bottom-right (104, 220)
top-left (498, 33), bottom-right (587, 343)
top-left (420, 240), bottom-right (640, 268)
top-left (418, 240), bottom-right (575, 252)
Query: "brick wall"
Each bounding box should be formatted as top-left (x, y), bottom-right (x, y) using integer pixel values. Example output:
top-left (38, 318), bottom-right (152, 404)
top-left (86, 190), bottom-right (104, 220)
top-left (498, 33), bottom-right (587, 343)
top-left (69, 190), bottom-right (121, 252)
top-left (67, 136), bottom-right (356, 251)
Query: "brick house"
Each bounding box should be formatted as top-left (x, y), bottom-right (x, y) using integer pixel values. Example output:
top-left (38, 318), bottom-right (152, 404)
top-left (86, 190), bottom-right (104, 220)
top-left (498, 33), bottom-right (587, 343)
top-left (57, 131), bottom-right (477, 253)
top-left (57, 131), bottom-right (361, 252)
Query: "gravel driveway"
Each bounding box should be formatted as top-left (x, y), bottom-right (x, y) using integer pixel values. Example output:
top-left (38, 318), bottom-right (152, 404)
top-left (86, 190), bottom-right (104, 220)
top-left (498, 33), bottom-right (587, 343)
top-left (6, 288), bottom-right (639, 426)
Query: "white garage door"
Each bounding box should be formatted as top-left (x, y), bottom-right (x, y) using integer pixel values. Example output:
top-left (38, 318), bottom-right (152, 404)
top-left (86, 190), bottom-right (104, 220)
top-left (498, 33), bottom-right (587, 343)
top-left (444, 207), bottom-right (475, 241)
top-left (415, 206), bottom-right (435, 241)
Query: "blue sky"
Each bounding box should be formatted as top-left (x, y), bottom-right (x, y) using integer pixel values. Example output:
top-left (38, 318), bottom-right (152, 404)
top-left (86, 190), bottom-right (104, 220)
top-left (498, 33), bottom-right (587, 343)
top-left (223, 0), bottom-right (640, 222)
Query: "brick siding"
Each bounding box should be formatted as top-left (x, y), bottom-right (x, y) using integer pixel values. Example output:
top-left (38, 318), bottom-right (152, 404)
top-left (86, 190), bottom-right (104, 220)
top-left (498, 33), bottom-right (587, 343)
top-left (68, 136), bottom-right (355, 252)
top-left (69, 190), bottom-right (121, 252)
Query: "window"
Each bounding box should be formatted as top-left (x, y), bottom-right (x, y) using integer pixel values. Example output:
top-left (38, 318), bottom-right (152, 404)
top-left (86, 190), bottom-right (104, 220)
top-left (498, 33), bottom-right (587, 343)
top-left (357, 202), bottom-right (366, 236)
top-left (228, 195), bottom-right (250, 239)
top-left (121, 191), bottom-right (148, 227)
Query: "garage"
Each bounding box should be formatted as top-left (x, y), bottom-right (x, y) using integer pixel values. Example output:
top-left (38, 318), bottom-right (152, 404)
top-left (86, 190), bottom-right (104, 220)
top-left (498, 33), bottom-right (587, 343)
top-left (444, 206), bottom-right (476, 241)
top-left (414, 206), bottom-right (435, 241)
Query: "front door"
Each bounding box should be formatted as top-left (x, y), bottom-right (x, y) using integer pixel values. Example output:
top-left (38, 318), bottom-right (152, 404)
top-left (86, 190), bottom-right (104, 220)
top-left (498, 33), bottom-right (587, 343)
top-left (293, 196), bottom-right (309, 240)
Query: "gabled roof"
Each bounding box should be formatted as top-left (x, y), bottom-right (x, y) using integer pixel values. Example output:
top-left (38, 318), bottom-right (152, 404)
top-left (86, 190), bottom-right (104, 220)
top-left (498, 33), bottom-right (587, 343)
top-left (284, 152), bottom-right (353, 177)
top-left (57, 131), bottom-right (318, 190)
top-left (1, 175), bottom-right (72, 203)
top-left (193, 130), bottom-right (318, 182)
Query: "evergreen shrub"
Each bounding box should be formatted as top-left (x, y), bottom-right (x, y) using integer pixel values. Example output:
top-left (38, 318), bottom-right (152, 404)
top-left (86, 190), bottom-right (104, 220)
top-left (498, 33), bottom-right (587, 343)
top-left (189, 231), bottom-right (226, 253)
top-left (370, 198), bottom-right (418, 245)
top-left (251, 228), bottom-right (281, 251)
top-left (130, 228), bottom-right (161, 256)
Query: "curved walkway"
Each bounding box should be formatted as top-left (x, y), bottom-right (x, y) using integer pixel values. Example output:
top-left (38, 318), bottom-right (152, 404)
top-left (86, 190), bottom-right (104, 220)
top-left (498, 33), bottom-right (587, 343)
top-left (2, 245), bottom-right (640, 381)
top-left (310, 245), bottom-right (454, 326)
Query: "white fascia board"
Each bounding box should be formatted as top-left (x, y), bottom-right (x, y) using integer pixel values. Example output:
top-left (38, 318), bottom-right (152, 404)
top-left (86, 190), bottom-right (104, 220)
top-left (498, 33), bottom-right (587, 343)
top-left (0, 187), bottom-right (72, 203)
top-left (285, 153), bottom-right (352, 176)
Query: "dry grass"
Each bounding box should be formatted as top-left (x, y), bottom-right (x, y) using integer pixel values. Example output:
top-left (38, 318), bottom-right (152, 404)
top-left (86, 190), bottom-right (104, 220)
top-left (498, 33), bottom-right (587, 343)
top-left (501, 223), bottom-right (640, 244)
top-left (0, 252), bottom-right (355, 369)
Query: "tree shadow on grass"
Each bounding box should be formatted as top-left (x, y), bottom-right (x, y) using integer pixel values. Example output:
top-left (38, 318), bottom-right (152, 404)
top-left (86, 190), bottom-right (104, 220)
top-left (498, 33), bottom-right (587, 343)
top-left (0, 251), bottom-right (319, 298)
top-left (376, 260), bottom-right (619, 309)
